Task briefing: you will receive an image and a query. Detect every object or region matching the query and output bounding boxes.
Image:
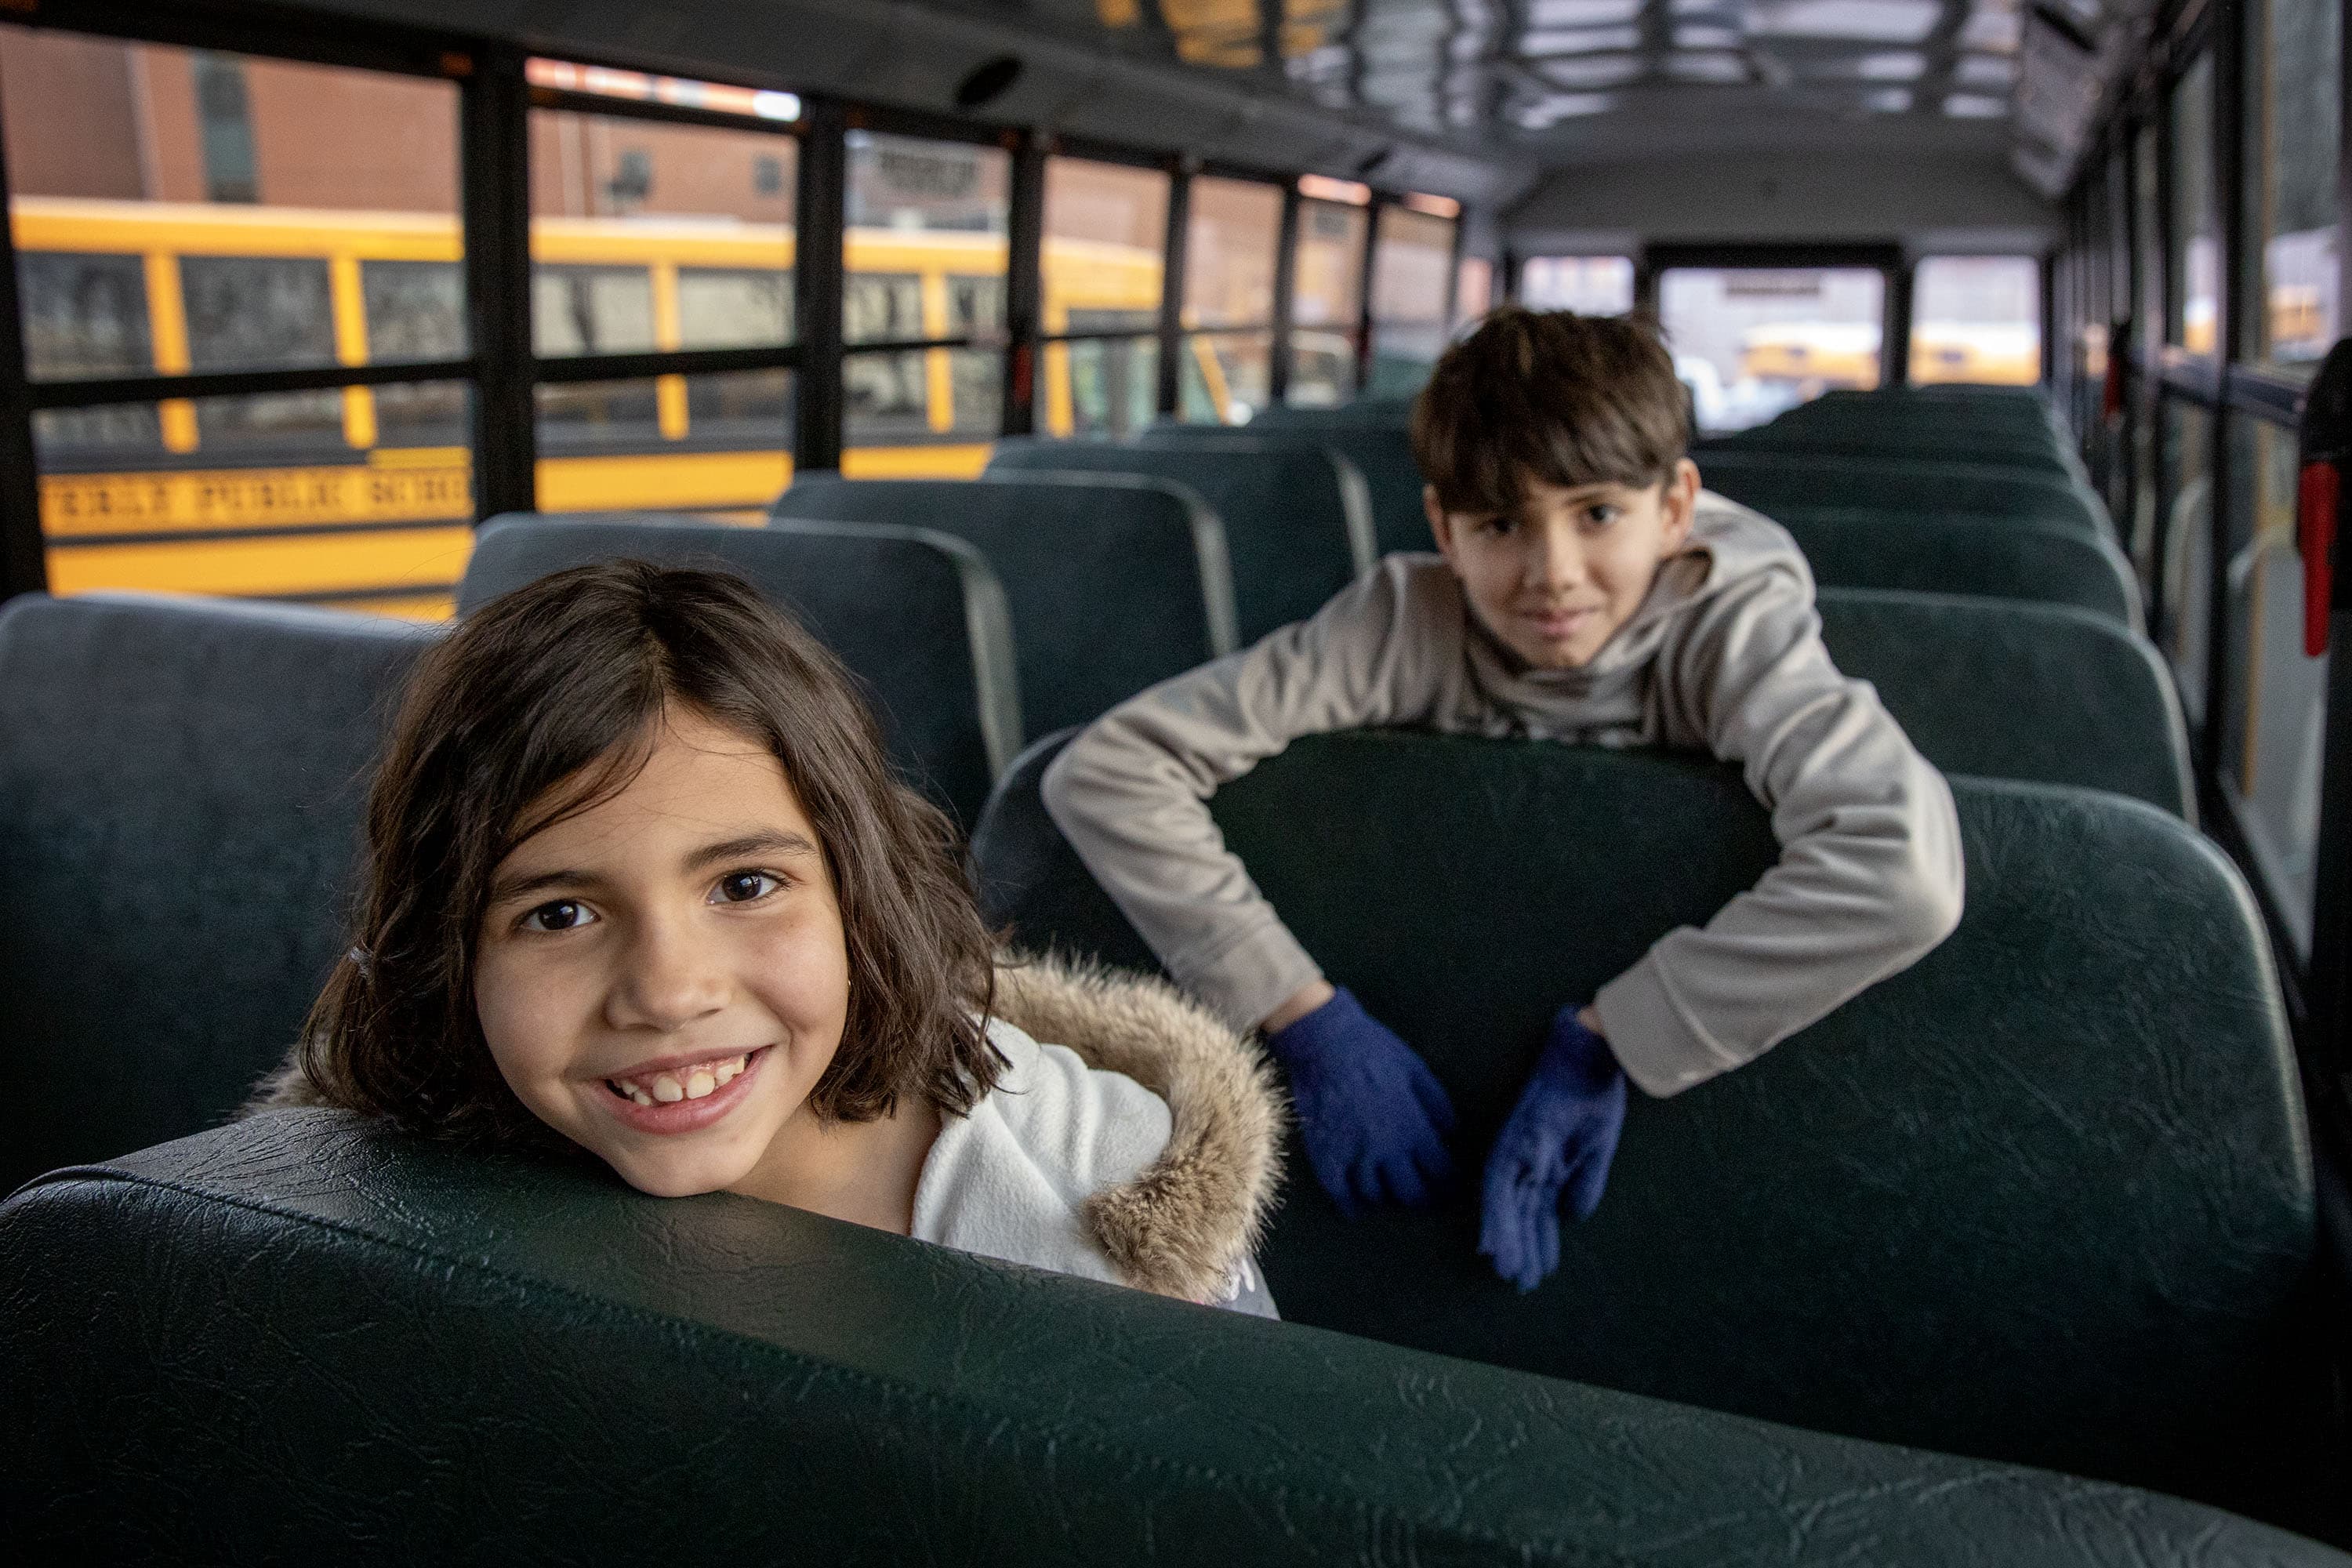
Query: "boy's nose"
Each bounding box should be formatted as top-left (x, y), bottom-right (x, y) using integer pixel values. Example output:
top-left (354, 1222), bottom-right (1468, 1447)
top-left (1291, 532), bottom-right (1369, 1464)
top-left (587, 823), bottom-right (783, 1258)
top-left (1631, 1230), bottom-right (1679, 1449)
top-left (1525, 529), bottom-right (1588, 590)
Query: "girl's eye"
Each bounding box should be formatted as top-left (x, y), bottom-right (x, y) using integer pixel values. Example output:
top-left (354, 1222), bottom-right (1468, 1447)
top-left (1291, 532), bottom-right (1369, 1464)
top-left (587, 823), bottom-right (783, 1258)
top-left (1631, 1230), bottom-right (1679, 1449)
top-left (522, 900), bottom-right (593, 933)
top-left (713, 870), bottom-right (783, 905)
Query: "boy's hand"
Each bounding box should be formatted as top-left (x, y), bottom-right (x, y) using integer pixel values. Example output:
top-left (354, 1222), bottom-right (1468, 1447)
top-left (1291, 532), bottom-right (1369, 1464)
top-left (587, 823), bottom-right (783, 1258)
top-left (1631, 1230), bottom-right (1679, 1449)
top-left (1263, 987), bottom-right (1457, 1217)
top-left (1479, 1005), bottom-right (1628, 1291)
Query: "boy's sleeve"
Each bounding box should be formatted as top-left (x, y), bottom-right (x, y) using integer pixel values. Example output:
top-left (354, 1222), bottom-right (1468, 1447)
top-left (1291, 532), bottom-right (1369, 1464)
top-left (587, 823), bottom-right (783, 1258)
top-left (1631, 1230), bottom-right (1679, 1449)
top-left (1592, 568), bottom-right (1965, 1098)
top-left (1043, 560), bottom-right (1445, 1033)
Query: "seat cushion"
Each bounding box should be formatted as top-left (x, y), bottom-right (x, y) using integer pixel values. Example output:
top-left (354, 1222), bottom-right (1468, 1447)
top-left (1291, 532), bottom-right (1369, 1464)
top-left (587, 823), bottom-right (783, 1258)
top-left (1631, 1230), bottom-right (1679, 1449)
top-left (0, 593), bottom-right (433, 1192)
top-left (1781, 506), bottom-right (2143, 627)
top-left (972, 729), bottom-right (2329, 1526)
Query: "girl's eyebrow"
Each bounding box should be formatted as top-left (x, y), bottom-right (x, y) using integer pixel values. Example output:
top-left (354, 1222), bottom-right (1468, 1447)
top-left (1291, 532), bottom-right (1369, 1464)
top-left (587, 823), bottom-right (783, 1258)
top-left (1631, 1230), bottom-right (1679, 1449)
top-left (489, 831), bottom-right (818, 905)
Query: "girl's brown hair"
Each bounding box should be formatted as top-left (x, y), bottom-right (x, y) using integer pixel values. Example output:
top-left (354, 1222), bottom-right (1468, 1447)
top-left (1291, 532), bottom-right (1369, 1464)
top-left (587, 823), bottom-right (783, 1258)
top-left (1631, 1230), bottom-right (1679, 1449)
top-left (299, 559), bottom-right (1002, 1141)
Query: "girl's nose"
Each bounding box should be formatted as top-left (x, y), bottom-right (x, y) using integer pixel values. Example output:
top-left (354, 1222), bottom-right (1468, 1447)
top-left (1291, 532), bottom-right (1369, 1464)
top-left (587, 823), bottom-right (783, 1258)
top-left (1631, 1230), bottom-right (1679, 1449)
top-left (607, 915), bottom-right (728, 1032)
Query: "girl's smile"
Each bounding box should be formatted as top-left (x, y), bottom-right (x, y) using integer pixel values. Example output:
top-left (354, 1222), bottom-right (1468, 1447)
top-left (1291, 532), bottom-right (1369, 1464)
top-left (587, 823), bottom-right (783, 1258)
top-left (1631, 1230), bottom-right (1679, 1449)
top-left (597, 1043), bottom-right (774, 1134)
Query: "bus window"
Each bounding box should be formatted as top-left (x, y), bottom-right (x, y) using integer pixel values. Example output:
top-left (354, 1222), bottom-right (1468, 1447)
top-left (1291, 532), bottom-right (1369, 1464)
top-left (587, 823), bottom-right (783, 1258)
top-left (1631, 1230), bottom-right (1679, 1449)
top-left (532, 263), bottom-right (655, 356)
top-left (2246, 0), bottom-right (2340, 372)
top-left (361, 260), bottom-right (466, 363)
top-left (1908, 256), bottom-right (2040, 386)
top-left (1178, 174), bottom-right (1280, 423)
top-left (181, 256), bottom-right (335, 372)
top-left (1037, 154), bottom-right (1167, 437)
top-left (1658, 265), bottom-right (1885, 432)
top-left (2169, 53), bottom-right (2219, 355)
top-left (1288, 195), bottom-right (1367, 408)
top-left (844, 351), bottom-right (932, 439)
top-left (17, 252), bottom-right (152, 379)
top-left (539, 378), bottom-right (662, 451)
top-left (677, 267), bottom-right (793, 350)
top-left (846, 274), bottom-right (924, 343)
top-left (1054, 332), bottom-right (1160, 437)
top-left (1367, 203), bottom-right (1454, 394)
top-left (2161, 399), bottom-right (2215, 724)
top-left (949, 274), bottom-right (1004, 334)
top-left (1518, 256), bottom-right (1634, 314)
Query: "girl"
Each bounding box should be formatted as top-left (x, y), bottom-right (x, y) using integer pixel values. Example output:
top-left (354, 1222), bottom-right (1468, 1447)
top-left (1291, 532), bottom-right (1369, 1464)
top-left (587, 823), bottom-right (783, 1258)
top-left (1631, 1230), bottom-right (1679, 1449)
top-left (256, 560), bottom-right (1282, 1313)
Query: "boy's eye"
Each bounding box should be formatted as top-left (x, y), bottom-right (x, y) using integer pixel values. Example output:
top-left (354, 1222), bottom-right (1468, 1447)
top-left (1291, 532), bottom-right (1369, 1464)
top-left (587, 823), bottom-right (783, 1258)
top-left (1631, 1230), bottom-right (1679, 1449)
top-left (713, 870), bottom-right (783, 905)
top-left (1476, 514), bottom-right (1516, 535)
top-left (522, 899), bottom-right (593, 933)
top-left (1583, 505), bottom-right (1621, 528)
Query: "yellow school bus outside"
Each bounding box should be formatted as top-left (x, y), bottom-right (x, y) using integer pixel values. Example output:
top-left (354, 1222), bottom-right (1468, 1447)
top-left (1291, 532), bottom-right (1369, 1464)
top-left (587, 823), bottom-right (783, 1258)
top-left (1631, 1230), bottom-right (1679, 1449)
top-left (17, 198), bottom-right (1178, 618)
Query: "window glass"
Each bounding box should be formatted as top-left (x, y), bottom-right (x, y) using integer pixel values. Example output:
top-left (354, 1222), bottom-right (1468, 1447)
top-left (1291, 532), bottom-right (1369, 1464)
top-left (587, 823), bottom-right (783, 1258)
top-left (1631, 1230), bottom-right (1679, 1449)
top-left (1519, 256), bottom-right (1635, 314)
top-left (0, 27), bottom-right (469, 612)
top-left (2169, 55), bottom-right (2219, 354)
top-left (2245, 0), bottom-right (2340, 371)
top-left (842, 347), bottom-right (1001, 477)
top-left (2161, 398), bottom-right (2216, 723)
top-left (1038, 336), bottom-right (1160, 437)
top-left (1909, 256), bottom-right (2040, 386)
top-left (535, 368), bottom-right (793, 514)
top-left (1658, 266), bottom-right (1885, 432)
top-left (1368, 205), bottom-right (1454, 394)
top-left (1182, 176), bottom-right (1282, 329)
top-left (36, 382), bottom-right (474, 613)
top-left (18, 252), bottom-right (152, 379)
top-left (2220, 417), bottom-right (2327, 951)
top-left (1178, 331), bottom-right (1273, 425)
top-left (1453, 255), bottom-right (1494, 329)
top-left (1043, 157), bottom-right (1167, 336)
top-left (528, 107), bottom-right (795, 357)
top-left (1288, 198), bottom-right (1368, 407)
top-left (2134, 122), bottom-right (2162, 333)
top-left (843, 132), bottom-right (1008, 357)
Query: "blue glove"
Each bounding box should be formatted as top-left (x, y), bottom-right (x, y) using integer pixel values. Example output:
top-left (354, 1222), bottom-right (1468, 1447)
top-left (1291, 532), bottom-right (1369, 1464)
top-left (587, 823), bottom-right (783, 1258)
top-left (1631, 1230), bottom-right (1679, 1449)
top-left (1265, 987), bottom-right (1457, 1217)
top-left (1479, 1006), bottom-right (1628, 1292)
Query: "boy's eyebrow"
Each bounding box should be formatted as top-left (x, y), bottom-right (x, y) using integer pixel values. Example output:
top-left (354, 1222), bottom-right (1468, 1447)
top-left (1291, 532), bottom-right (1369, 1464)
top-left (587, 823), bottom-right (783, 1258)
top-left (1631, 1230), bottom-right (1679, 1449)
top-left (488, 831), bottom-right (818, 904)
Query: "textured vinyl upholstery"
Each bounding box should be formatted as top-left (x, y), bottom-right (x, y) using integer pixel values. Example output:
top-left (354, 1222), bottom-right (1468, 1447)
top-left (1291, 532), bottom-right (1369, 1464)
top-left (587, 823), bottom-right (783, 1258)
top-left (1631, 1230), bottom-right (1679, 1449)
top-left (1779, 506), bottom-right (2143, 627)
top-left (1147, 420), bottom-right (1436, 559)
top-left (971, 730), bottom-right (2337, 1531)
top-left (1697, 449), bottom-right (2110, 533)
top-left (4, 1111), bottom-right (2343, 1564)
top-left (1243, 394), bottom-right (1417, 429)
top-left (459, 513), bottom-right (1022, 827)
top-left (987, 436), bottom-right (1375, 642)
top-left (773, 474), bottom-right (1236, 734)
top-left (1817, 586), bottom-right (2193, 815)
top-left (0, 593), bottom-right (434, 1194)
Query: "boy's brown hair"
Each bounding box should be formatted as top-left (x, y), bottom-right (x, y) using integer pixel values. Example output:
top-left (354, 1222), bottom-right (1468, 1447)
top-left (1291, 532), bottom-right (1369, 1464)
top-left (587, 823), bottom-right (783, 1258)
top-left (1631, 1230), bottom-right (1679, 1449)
top-left (1411, 306), bottom-right (1690, 516)
top-left (296, 560), bottom-right (1002, 1143)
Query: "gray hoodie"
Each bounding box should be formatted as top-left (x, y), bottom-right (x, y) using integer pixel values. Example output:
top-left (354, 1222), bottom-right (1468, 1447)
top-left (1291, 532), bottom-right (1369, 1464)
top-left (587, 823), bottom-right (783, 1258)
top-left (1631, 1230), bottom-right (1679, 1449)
top-left (1041, 492), bottom-right (1965, 1098)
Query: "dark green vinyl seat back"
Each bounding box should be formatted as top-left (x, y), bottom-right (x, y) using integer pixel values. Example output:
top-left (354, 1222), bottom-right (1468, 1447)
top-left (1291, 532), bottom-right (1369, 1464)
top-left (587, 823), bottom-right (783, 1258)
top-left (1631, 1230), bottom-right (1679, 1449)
top-left (5, 1112), bottom-right (2344, 1564)
top-left (972, 731), bottom-right (2332, 1527)
top-left (1779, 506), bottom-right (2143, 626)
top-left (1150, 419), bottom-right (1435, 558)
top-left (773, 473), bottom-right (1236, 734)
top-left (1243, 394), bottom-right (1417, 429)
top-left (0, 593), bottom-right (434, 1195)
top-left (985, 435), bottom-right (1374, 642)
top-left (1817, 586), bottom-right (2192, 815)
top-left (459, 513), bottom-right (1022, 828)
top-left (1697, 449), bottom-right (2109, 533)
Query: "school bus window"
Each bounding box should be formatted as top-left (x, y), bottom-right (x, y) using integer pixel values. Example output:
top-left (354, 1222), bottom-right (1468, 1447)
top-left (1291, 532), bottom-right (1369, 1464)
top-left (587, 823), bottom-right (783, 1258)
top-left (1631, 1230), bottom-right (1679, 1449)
top-left (538, 379), bottom-right (662, 448)
top-left (845, 273), bottom-right (926, 343)
top-left (949, 274), bottom-right (1006, 334)
top-left (17, 252), bottom-right (153, 379)
top-left (1046, 335), bottom-right (1160, 437)
top-left (34, 405), bottom-right (165, 464)
top-left (2246, 0), bottom-right (2341, 371)
top-left (1288, 198), bottom-right (1367, 408)
top-left (1180, 330), bottom-right (1272, 425)
top-left (844, 350), bottom-right (933, 437)
top-left (532, 263), bottom-right (656, 356)
top-left (676, 268), bottom-right (793, 350)
top-left (362, 260), bottom-right (466, 362)
top-left (685, 367), bottom-right (793, 434)
top-left (182, 256), bottom-right (336, 372)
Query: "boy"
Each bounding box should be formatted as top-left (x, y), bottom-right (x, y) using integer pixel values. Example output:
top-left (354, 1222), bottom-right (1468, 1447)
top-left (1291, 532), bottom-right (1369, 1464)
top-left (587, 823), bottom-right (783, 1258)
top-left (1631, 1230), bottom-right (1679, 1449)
top-left (1043, 307), bottom-right (1963, 1290)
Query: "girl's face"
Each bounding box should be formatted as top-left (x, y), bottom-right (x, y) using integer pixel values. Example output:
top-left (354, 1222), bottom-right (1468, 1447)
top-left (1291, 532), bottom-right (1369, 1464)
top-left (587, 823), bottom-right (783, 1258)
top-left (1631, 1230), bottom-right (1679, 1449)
top-left (474, 706), bottom-right (852, 1199)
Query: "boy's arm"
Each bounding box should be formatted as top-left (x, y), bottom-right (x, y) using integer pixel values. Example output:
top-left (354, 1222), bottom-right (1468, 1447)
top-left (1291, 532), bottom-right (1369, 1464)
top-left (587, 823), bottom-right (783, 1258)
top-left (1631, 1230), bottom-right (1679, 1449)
top-left (1044, 559), bottom-right (1444, 1033)
top-left (1592, 569), bottom-right (1965, 1097)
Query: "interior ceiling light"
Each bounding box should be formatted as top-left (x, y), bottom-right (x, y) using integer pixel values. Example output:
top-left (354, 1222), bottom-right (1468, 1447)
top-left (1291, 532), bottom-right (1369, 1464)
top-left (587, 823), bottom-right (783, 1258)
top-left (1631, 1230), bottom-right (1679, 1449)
top-left (1856, 49), bottom-right (1926, 79)
top-left (1955, 52), bottom-right (2019, 85)
top-left (1403, 191), bottom-right (1462, 218)
top-left (1299, 172), bottom-right (1373, 205)
top-left (1743, 0), bottom-right (1941, 43)
top-left (1520, 24), bottom-right (1644, 53)
top-left (1668, 50), bottom-right (1750, 81)
top-left (1958, 0), bottom-right (2024, 53)
top-left (1944, 91), bottom-right (2009, 117)
top-left (1526, 0), bottom-right (1644, 24)
top-left (1543, 53), bottom-right (1646, 85)
top-left (1863, 86), bottom-right (1914, 111)
top-left (1675, 23), bottom-right (1744, 45)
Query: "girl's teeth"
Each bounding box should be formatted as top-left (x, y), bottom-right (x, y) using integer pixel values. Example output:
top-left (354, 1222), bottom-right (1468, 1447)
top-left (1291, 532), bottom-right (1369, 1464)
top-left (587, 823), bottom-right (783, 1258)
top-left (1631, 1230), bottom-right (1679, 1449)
top-left (630, 1089), bottom-right (653, 1106)
top-left (652, 1074), bottom-right (684, 1103)
top-left (684, 1069), bottom-right (716, 1100)
top-left (615, 1054), bottom-right (750, 1107)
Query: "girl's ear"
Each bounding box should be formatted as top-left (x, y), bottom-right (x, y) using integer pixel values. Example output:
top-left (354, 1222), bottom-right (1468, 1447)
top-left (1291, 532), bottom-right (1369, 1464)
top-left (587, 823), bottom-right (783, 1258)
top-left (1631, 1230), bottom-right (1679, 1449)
top-left (1659, 459), bottom-right (1700, 554)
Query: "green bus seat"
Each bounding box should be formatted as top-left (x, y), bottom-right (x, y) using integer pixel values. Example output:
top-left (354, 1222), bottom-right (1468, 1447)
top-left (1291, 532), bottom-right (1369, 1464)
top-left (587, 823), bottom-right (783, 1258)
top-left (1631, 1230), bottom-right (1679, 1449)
top-left (1244, 394), bottom-right (1417, 428)
top-left (4, 1112), bottom-right (2342, 1563)
top-left (1817, 587), bottom-right (2192, 815)
top-left (0, 593), bottom-right (433, 1196)
top-left (773, 473), bottom-right (1237, 734)
top-left (459, 513), bottom-right (1022, 828)
top-left (1148, 420), bottom-right (1433, 558)
top-left (986, 435), bottom-right (1375, 642)
top-left (1697, 449), bottom-right (2110, 534)
top-left (1779, 506), bottom-right (2143, 628)
top-left (971, 730), bottom-right (2334, 1531)
top-left (1710, 424), bottom-right (2084, 482)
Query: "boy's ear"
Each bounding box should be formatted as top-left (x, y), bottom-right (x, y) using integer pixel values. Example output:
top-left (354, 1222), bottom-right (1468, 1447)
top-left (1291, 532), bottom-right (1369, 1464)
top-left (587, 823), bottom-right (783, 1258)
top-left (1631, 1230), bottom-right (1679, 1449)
top-left (1422, 485), bottom-right (1457, 557)
top-left (1659, 459), bottom-right (1700, 553)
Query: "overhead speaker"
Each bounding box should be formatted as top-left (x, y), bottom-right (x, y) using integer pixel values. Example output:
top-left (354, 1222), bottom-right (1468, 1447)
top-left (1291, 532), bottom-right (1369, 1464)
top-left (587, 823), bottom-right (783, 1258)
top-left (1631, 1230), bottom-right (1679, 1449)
top-left (955, 55), bottom-right (1024, 111)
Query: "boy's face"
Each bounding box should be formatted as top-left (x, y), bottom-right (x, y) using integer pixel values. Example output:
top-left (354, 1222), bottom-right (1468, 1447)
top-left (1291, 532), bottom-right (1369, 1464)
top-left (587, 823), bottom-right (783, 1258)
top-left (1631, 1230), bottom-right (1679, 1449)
top-left (472, 705), bottom-right (854, 1200)
top-left (1425, 460), bottom-right (1700, 671)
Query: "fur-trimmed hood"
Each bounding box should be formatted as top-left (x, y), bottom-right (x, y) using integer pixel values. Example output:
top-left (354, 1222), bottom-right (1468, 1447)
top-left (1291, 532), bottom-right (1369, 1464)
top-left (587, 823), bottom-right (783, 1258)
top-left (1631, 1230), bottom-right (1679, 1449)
top-left (250, 953), bottom-right (1285, 1305)
top-left (981, 953), bottom-right (1285, 1302)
